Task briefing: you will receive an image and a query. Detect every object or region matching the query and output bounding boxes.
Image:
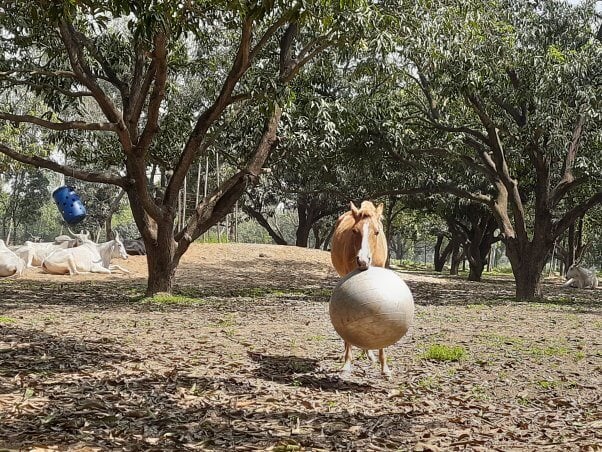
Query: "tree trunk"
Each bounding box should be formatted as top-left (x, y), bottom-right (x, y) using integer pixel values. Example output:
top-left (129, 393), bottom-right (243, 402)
top-left (312, 226), bottom-right (321, 249)
top-left (105, 189), bottom-right (126, 240)
top-left (295, 224), bottom-right (311, 248)
top-left (468, 259), bottom-right (485, 281)
top-left (242, 205), bottom-right (288, 245)
top-left (322, 225), bottom-right (334, 251)
top-left (295, 197), bottom-right (313, 248)
top-left (566, 222), bottom-right (576, 269)
top-left (450, 244), bottom-right (464, 275)
top-left (506, 241), bottom-right (548, 301)
top-left (433, 234), bottom-right (445, 272)
top-left (433, 234), bottom-right (454, 272)
top-left (146, 240), bottom-right (178, 295)
top-left (513, 260), bottom-right (546, 301)
top-left (466, 242), bottom-right (488, 282)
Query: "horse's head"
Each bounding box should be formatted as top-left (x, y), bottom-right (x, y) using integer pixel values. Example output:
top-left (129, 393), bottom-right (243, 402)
top-left (349, 200), bottom-right (384, 270)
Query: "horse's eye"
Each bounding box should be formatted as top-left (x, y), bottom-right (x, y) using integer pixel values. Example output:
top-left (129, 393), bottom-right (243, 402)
top-left (374, 230), bottom-right (380, 236)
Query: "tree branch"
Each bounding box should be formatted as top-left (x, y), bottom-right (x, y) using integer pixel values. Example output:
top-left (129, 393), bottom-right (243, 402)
top-left (164, 16), bottom-right (254, 208)
top-left (174, 105), bottom-right (282, 253)
top-left (0, 143), bottom-right (126, 186)
top-left (552, 191), bottom-right (602, 239)
top-left (466, 93), bottom-right (527, 242)
top-left (1, 80), bottom-right (92, 98)
top-left (58, 19), bottom-right (132, 152)
top-left (71, 27), bottom-right (128, 96)
top-left (551, 114), bottom-right (586, 207)
top-left (242, 204), bottom-right (288, 245)
top-left (136, 32), bottom-right (168, 154)
top-left (0, 112), bottom-right (117, 132)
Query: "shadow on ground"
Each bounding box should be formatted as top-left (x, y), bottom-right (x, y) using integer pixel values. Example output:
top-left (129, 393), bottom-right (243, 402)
top-left (0, 326), bottom-right (412, 450)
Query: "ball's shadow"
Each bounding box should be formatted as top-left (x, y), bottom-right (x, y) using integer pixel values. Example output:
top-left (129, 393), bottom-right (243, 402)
top-left (247, 351), bottom-right (374, 392)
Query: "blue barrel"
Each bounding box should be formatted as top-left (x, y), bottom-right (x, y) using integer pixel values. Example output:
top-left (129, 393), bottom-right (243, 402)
top-left (52, 186), bottom-right (87, 225)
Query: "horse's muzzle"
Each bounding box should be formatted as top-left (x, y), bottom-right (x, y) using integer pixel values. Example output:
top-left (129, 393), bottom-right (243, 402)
top-left (356, 256), bottom-right (371, 270)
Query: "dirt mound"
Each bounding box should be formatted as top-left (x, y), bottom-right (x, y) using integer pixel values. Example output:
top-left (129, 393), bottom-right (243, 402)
top-left (19, 243), bottom-right (338, 289)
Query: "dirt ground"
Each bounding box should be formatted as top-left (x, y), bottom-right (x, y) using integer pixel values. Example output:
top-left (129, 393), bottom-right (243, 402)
top-left (0, 243), bottom-right (600, 451)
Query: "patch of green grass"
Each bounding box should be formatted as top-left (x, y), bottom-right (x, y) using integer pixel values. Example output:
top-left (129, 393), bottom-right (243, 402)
top-left (470, 384), bottom-right (490, 401)
top-left (0, 316), bottom-right (16, 324)
top-left (517, 396), bottom-right (531, 406)
top-left (574, 351), bottom-right (586, 362)
top-left (422, 344), bottom-right (467, 362)
top-left (417, 375), bottom-right (441, 390)
top-left (466, 303), bottom-right (487, 310)
top-left (542, 295), bottom-right (575, 304)
top-left (216, 314), bottom-right (237, 328)
top-left (308, 334), bottom-right (327, 342)
top-left (529, 345), bottom-right (569, 357)
top-left (484, 266), bottom-right (514, 275)
top-left (481, 333), bottom-right (525, 347)
top-left (445, 368), bottom-right (458, 377)
top-left (141, 293), bottom-right (205, 304)
top-left (536, 380), bottom-right (558, 390)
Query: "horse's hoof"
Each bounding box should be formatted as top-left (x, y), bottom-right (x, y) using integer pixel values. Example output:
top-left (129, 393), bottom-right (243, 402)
top-left (339, 364), bottom-right (352, 378)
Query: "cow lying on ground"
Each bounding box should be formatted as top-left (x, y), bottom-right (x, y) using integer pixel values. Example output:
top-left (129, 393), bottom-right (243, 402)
top-left (14, 230), bottom-right (88, 268)
top-left (563, 264), bottom-right (599, 289)
top-left (0, 239), bottom-right (25, 277)
top-left (42, 232), bottom-right (129, 275)
top-left (15, 240), bottom-right (71, 268)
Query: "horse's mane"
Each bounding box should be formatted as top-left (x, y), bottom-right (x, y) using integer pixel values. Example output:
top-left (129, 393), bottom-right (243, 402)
top-left (356, 201), bottom-right (378, 218)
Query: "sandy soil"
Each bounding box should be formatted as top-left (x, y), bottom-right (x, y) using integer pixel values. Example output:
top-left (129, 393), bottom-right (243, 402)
top-left (0, 243), bottom-right (600, 451)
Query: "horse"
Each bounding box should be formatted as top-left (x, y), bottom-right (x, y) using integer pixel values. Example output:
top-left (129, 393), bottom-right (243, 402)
top-left (330, 200), bottom-right (390, 375)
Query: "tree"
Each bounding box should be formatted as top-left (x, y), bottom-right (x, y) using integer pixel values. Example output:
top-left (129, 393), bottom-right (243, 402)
top-left (446, 202), bottom-right (500, 281)
top-left (390, 0), bottom-right (602, 299)
top-left (0, 166), bottom-right (49, 243)
top-left (0, 0), bottom-right (372, 295)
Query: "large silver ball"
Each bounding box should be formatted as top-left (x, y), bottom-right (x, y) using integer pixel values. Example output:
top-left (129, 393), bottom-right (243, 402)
top-left (329, 267), bottom-right (414, 350)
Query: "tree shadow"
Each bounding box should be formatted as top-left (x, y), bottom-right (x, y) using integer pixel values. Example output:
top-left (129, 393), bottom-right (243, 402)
top-left (247, 351), bottom-right (374, 392)
top-left (0, 328), bottom-right (412, 450)
top-left (0, 325), bottom-right (140, 382)
top-left (192, 258), bottom-right (336, 291)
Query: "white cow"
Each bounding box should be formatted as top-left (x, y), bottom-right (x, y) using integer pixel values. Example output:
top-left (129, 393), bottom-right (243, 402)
top-left (15, 240), bottom-right (71, 268)
top-left (0, 239), bottom-right (25, 277)
top-left (42, 232), bottom-right (130, 275)
top-left (563, 264), bottom-right (599, 289)
top-left (15, 231), bottom-right (89, 267)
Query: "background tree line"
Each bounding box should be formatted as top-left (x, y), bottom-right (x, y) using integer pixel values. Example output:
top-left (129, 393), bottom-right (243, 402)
top-left (0, 0), bottom-right (600, 300)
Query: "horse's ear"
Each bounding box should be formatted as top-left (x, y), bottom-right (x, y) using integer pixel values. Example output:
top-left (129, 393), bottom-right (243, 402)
top-left (350, 201), bottom-right (359, 216)
top-left (376, 203), bottom-right (384, 217)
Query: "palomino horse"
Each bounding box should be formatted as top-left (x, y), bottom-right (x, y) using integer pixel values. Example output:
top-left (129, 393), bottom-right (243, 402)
top-left (330, 200), bottom-right (389, 375)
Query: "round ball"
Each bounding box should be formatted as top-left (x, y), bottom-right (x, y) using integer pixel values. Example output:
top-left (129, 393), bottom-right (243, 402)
top-left (329, 267), bottom-right (414, 350)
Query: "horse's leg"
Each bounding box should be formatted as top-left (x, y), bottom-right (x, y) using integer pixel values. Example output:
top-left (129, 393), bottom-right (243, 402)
top-left (365, 350), bottom-right (377, 362)
top-left (379, 348), bottom-right (391, 377)
top-left (341, 341), bottom-right (353, 374)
